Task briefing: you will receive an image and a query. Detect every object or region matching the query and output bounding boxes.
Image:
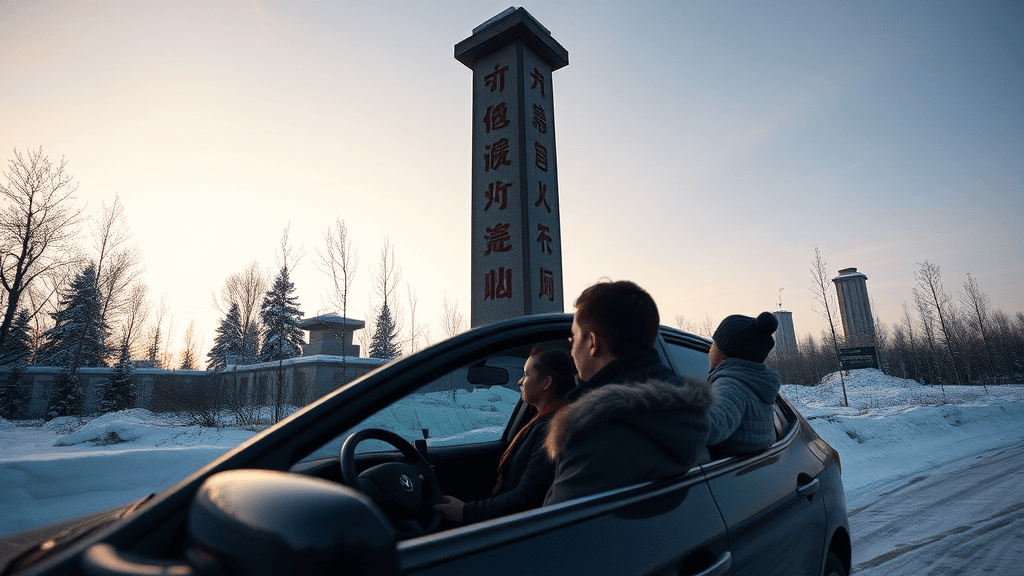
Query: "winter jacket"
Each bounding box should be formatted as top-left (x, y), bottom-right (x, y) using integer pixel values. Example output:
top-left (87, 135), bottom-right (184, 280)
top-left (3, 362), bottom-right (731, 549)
top-left (463, 413), bottom-right (556, 523)
top-left (542, 349), bottom-right (714, 506)
top-left (705, 358), bottom-right (782, 455)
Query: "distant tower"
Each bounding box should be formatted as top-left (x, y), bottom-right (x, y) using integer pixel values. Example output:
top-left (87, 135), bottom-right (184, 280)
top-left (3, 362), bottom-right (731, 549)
top-left (832, 267), bottom-right (876, 346)
top-left (773, 310), bottom-right (798, 356)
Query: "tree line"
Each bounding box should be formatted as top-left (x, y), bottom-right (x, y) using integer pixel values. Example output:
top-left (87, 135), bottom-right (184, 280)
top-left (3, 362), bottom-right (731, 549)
top-left (0, 147), bottom-right (470, 421)
top-left (766, 249), bottom-right (1024, 401)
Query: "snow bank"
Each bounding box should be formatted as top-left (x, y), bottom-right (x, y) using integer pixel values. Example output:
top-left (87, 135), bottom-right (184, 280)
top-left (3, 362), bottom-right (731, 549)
top-left (782, 369), bottom-right (1024, 508)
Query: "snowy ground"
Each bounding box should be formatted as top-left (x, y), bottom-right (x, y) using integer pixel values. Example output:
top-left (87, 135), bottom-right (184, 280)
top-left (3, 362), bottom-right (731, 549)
top-left (3, 369), bottom-right (1024, 562)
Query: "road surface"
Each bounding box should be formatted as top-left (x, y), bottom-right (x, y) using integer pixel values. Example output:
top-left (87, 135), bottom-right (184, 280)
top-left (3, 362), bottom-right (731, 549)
top-left (850, 441), bottom-right (1024, 574)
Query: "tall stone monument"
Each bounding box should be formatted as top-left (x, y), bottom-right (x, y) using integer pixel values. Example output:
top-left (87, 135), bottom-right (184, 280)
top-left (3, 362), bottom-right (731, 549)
top-left (832, 267), bottom-right (876, 346)
top-left (772, 310), bottom-right (798, 357)
top-left (456, 8), bottom-right (568, 328)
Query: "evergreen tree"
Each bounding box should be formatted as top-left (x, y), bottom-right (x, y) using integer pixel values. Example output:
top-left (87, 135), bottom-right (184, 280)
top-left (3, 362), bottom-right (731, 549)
top-left (0, 310), bottom-right (33, 366)
top-left (369, 302), bottom-right (399, 360)
top-left (97, 341), bottom-right (135, 413)
top-left (0, 311), bottom-right (32, 419)
top-left (257, 266), bottom-right (304, 363)
top-left (46, 365), bottom-right (83, 420)
top-left (207, 303), bottom-right (243, 370)
top-left (36, 263), bottom-right (110, 368)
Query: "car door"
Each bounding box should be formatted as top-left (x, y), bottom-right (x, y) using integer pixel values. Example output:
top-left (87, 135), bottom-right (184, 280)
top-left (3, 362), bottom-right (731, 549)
top-left (399, 470), bottom-right (731, 576)
top-left (700, 399), bottom-right (827, 576)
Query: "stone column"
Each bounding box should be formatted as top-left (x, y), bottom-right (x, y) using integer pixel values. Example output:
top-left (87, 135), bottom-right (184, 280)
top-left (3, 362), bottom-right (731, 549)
top-left (832, 267), bottom-right (876, 346)
top-left (456, 8), bottom-right (569, 328)
top-left (773, 310), bottom-right (799, 356)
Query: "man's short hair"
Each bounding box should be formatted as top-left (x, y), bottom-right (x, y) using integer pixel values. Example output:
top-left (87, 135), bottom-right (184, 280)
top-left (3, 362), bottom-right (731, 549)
top-left (574, 280), bottom-right (660, 357)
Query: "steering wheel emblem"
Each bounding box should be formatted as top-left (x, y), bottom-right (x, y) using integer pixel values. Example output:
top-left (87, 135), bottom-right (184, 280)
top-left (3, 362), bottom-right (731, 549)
top-left (399, 474), bottom-right (414, 491)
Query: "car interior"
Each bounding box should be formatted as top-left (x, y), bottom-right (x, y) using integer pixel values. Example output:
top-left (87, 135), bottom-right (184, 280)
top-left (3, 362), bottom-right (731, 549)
top-left (286, 331), bottom-right (800, 541)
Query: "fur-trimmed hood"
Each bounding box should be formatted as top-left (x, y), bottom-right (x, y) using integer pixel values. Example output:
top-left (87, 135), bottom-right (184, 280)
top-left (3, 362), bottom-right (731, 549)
top-left (545, 374), bottom-right (715, 463)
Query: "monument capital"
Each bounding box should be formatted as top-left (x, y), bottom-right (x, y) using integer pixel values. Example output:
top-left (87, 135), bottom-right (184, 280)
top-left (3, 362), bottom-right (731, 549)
top-left (455, 7), bottom-right (569, 71)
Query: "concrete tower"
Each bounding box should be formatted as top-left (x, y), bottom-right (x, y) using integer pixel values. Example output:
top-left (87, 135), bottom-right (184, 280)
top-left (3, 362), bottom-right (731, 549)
top-left (773, 310), bottom-right (798, 356)
top-left (832, 267), bottom-right (876, 346)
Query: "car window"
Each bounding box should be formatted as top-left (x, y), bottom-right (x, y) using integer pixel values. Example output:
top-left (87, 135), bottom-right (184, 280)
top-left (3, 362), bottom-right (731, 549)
top-left (300, 339), bottom-right (569, 461)
top-left (662, 334), bottom-right (711, 378)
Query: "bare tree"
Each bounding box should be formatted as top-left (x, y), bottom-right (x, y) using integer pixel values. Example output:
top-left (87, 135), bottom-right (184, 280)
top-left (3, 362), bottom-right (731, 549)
top-left (315, 218), bottom-right (358, 368)
top-left (406, 284), bottom-right (428, 354)
top-left (372, 238), bottom-right (402, 315)
top-left (900, 301), bottom-right (923, 382)
top-left (913, 261), bottom-right (963, 386)
top-left (119, 281), bottom-right (150, 356)
top-left (367, 238), bottom-right (403, 358)
top-left (91, 195), bottom-right (142, 348)
top-left (914, 289), bottom-right (944, 395)
top-left (960, 273), bottom-right (998, 384)
top-left (274, 224), bottom-right (305, 273)
top-left (180, 320), bottom-right (199, 370)
top-left (0, 148), bottom-right (86, 352)
top-left (440, 294), bottom-right (466, 339)
top-left (146, 295), bottom-right (171, 368)
top-left (810, 248), bottom-right (847, 406)
top-left (213, 261), bottom-right (267, 364)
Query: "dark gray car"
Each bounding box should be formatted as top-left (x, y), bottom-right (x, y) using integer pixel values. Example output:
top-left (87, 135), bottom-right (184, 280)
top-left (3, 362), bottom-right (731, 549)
top-left (1, 314), bottom-right (850, 576)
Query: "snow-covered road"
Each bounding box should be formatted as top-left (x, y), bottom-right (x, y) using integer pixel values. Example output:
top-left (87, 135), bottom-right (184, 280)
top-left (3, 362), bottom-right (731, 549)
top-left (850, 440), bottom-right (1024, 575)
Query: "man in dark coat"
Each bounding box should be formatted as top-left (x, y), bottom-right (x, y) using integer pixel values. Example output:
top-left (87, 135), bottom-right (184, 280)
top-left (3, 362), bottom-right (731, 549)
top-left (543, 281), bottom-right (715, 506)
top-left (705, 312), bottom-right (783, 456)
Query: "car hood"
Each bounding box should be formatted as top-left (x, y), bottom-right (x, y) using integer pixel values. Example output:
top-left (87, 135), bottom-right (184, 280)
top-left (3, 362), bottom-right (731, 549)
top-left (0, 494), bottom-right (153, 574)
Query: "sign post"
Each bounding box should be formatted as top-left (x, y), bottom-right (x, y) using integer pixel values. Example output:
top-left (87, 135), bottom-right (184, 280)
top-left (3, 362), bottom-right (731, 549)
top-left (456, 8), bottom-right (569, 328)
top-left (837, 346), bottom-right (879, 370)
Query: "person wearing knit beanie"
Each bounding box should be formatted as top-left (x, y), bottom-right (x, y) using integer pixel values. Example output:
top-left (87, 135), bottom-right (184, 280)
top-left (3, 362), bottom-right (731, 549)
top-left (705, 312), bottom-right (783, 456)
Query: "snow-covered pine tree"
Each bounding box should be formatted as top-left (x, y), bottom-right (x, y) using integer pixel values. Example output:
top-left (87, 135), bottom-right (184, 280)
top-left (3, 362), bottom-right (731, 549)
top-left (257, 266), bottom-right (304, 363)
top-left (97, 341), bottom-right (135, 413)
top-left (0, 309), bottom-right (33, 366)
top-left (36, 263), bottom-right (110, 368)
top-left (0, 310), bottom-right (32, 418)
top-left (46, 364), bottom-right (83, 420)
top-left (207, 303), bottom-right (243, 371)
top-left (369, 302), bottom-right (399, 360)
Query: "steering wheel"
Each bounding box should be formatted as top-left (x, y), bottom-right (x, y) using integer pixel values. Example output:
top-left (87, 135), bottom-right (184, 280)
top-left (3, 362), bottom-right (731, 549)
top-left (340, 428), bottom-right (443, 536)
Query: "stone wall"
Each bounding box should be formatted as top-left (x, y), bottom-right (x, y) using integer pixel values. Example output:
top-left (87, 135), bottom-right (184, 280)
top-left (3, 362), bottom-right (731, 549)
top-left (0, 355), bottom-right (388, 420)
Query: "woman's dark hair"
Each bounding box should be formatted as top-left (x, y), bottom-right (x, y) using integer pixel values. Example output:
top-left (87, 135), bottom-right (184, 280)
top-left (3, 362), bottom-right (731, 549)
top-left (529, 346), bottom-right (577, 399)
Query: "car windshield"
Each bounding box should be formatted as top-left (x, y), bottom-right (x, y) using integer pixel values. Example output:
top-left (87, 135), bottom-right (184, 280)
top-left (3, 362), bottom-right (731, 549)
top-left (299, 340), bottom-right (569, 462)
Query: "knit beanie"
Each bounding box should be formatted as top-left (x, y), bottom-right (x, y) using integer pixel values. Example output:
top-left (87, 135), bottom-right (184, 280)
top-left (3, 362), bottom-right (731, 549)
top-left (712, 312), bottom-right (778, 363)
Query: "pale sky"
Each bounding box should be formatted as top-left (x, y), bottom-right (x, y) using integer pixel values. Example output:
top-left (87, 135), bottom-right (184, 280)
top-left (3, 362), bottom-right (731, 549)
top-left (2, 1), bottom-right (1022, 363)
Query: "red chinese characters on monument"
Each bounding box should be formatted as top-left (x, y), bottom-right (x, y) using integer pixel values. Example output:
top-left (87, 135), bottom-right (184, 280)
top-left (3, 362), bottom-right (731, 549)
top-left (536, 223), bottom-right (553, 254)
top-left (485, 180), bottom-right (511, 211)
top-left (483, 222), bottom-right (512, 255)
top-left (483, 103), bottom-right (511, 133)
top-left (485, 138), bottom-right (512, 172)
top-left (534, 181), bottom-right (550, 213)
top-left (534, 141), bottom-right (548, 172)
top-left (538, 267), bottom-right (555, 301)
top-left (531, 104), bottom-right (547, 134)
top-left (484, 267), bottom-right (513, 300)
top-left (484, 64), bottom-right (509, 93)
top-left (530, 68), bottom-right (545, 98)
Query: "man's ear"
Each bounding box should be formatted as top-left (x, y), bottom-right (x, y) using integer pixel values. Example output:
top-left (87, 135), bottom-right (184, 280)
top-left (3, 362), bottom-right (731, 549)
top-left (588, 330), bottom-right (603, 357)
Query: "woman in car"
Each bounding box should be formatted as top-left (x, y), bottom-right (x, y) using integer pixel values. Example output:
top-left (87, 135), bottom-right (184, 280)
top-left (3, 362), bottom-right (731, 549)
top-left (434, 347), bottom-right (576, 524)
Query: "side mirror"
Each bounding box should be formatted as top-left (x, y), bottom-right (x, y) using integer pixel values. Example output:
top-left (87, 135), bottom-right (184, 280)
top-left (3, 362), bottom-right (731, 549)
top-left (187, 470), bottom-right (397, 576)
top-left (467, 365), bottom-right (509, 387)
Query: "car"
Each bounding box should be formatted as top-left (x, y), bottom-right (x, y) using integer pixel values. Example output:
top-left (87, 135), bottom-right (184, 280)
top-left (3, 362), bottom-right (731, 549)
top-left (0, 313), bottom-right (850, 576)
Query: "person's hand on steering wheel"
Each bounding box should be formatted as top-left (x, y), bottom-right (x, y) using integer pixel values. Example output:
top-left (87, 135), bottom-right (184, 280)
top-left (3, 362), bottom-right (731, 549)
top-left (433, 495), bottom-right (466, 523)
